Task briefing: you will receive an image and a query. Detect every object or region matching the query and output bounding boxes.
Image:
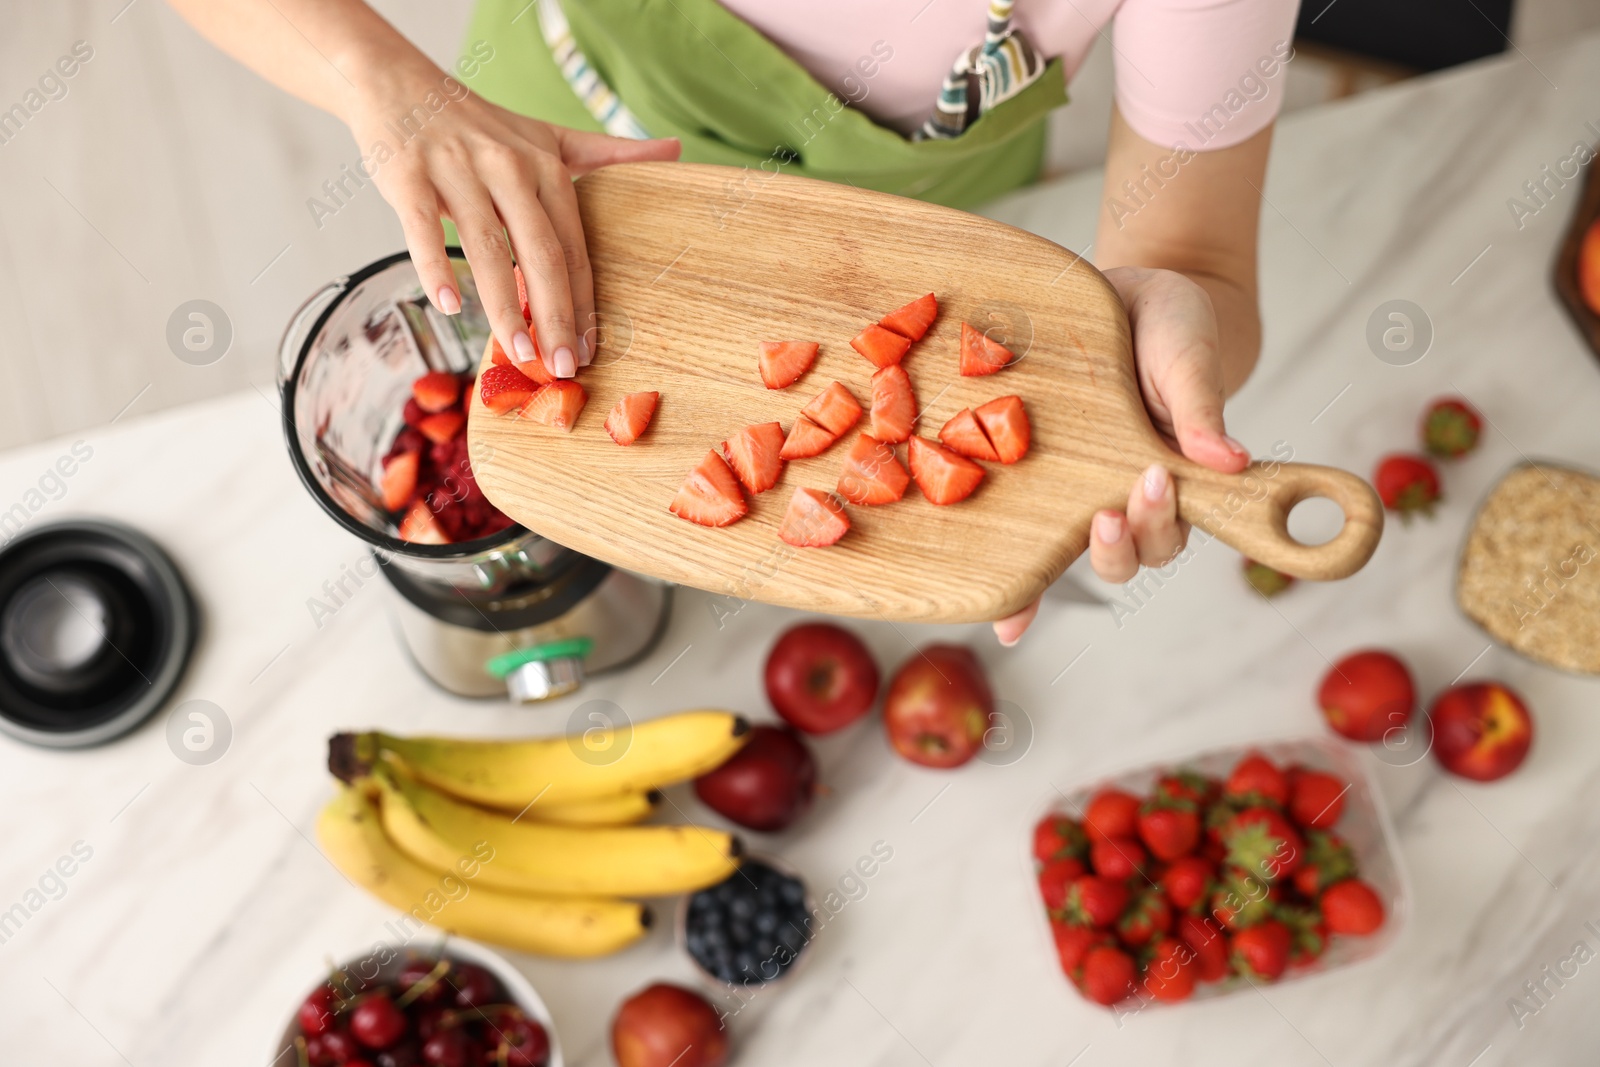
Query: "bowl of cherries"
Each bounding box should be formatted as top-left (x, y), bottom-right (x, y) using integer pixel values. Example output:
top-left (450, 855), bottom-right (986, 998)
top-left (276, 938), bottom-right (560, 1067)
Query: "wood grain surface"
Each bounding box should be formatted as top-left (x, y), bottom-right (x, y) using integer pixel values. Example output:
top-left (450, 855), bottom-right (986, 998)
top-left (469, 163), bottom-right (1383, 623)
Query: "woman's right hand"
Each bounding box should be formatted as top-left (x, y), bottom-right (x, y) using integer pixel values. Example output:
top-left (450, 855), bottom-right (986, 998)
top-left (343, 62), bottom-right (681, 379)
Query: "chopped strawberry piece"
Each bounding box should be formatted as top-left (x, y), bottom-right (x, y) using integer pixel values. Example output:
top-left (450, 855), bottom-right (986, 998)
top-left (398, 498), bottom-right (449, 544)
top-left (479, 364), bottom-right (537, 414)
top-left (380, 451), bottom-right (419, 511)
top-left (836, 433), bottom-right (909, 506)
top-left (489, 336), bottom-right (552, 383)
top-left (879, 293), bottom-right (938, 341)
top-left (975, 395), bottom-right (1030, 463)
top-left (403, 397), bottom-right (426, 427)
top-left (669, 449), bottom-right (749, 527)
top-left (413, 371), bottom-right (460, 413)
top-left (418, 410), bottom-right (465, 445)
top-left (722, 422), bottom-right (786, 494)
top-left (514, 264), bottom-right (532, 323)
top-left (758, 341), bottom-right (819, 390)
top-left (604, 391), bottom-right (659, 446)
top-left (849, 324), bottom-right (913, 369)
top-left (959, 322), bottom-right (1016, 377)
top-left (801, 381), bottom-right (863, 436)
top-left (908, 436), bottom-right (986, 505)
top-left (938, 408), bottom-right (1000, 462)
top-left (778, 488), bottom-right (850, 547)
top-left (490, 339), bottom-right (511, 367)
top-left (779, 417), bottom-right (838, 460)
top-left (522, 380), bottom-right (587, 430)
top-left (869, 365), bottom-right (916, 444)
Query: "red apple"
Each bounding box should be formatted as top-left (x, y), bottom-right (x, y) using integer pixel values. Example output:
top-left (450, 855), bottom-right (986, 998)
top-left (611, 983), bottom-right (728, 1067)
top-left (693, 724), bottom-right (817, 832)
top-left (882, 644), bottom-right (994, 769)
top-left (764, 622), bottom-right (880, 734)
top-left (1317, 650), bottom-right (1415, 742)
top-left (1429, 682), bottom-right (1533, 781)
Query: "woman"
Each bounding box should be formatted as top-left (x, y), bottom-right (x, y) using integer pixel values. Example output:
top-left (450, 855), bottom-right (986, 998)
top-left (172, 0), bottom-right (1293, 640)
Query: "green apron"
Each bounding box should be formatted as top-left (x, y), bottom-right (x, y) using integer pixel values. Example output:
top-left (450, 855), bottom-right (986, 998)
top-left (459, 0), bottom-right (1067, 210)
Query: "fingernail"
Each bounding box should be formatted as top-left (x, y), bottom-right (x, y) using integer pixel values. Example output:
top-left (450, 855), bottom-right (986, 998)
top-left (577, 335), bottom-right (593, 367)
top-left (998, 630), bottom-right (1019, 648)
top-left (1143, 464), bottom-right (1170, 503)
top-left (1222, 434), bottom-right (1250, 458)
top-left (1094, 512), bottom-right (1123, 544)
top-left (437, 287), bottom-right (461, 315)
top-left (553, 346), bottom-right (576, 379)
top-left (512, 331), bottom-right (536, 363)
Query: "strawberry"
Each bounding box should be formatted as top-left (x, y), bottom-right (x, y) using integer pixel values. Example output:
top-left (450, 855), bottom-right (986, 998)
top-left (1137, 797), bottom-right (1200, 861)
top-left (907, 436), bottom-right (985, 505)
top-left (1288, 769), bottom-right (1347, 830)
top-left (779, 417), bottom-right (839, 460)
top-left (1160, 856), bottom-right (1214, 912)
top-left (479, 364), bottom-right (537, 415)
top-left (1141, 936), bottom-right (1198, 1003)
top-left (801, 381), bottom-right (864, 436)
top-left (1062, 875), bottom-right (1129, 928)
top-left (973, 395), bottom-right (1030, 463)
top-left (721, 422), bottom-right (785, 493)
top-left (1374, 453), bottom-right (1441, 519)
top-left (1155, 770), bottom-right (1218, 807)
top-left (604, 390), bottom-right (659, 446)
top-left (1033, 815), bottom-right (1090, 864)
top-left (1276, 902), bottom-right (1329, 967)
top-left (1242, 558), bottom-right (1294, 597)
top-left (522, 380), bottom-right (586, 430)
top-left (1075, 945), bottom-right (1137, 1006)
top-left (1230, 919), bottom-right (1291, 981)
top-left (1421, 397), bottom-right (1482, 458)
top-left (836, 433), bottom-right (909, 506)
top-left (403, 397), bottom-right (427, 428)
top-left (1224, 751), bottom-right (1289, 807)
top-left (418, 410), bottom-right (465, 445)
top-left (514, 263), bottom-right (532, 322)
top-left (397, 499), bottom-right (449, 544)
top-left (1050, 920), bottom-right (1105, 977)
top-left (1292, 830), bottom-right (1356, 897)
top-left (1221, 807), bottom-right (1304, 881)
top-left (1210, 867), bottom-right (1275, 930)
top-left (878, 293), bottom-right (937, 341)
top-left (777, 487), bottom-right (849, 547)
top-left (868, 365), bottom-right (916, 444)
top-left (489, 338), bottom-right (554, 383)
top-left (412, 371), bottom-right (460, 413)
top-left (669, 449), bottom-right (748, 528)
top-left (937, 408), bottom-right (1000, 462)
top-left (958, 321), bottom-right (1016, 376)
top-left (490, 339), bottom-right (512, 367)
top-left (380, 451), bottom-right (419, 511)
top-left (1037, 857), bottom-right (1087, 911)
top-left (849, 323), bottom-right (912, 369)
top-left (1321, 879), bottom-right (1385, 934)
top-left (1083, 788), bottom-right (1142, 842)
top-left (758, 341), bottom-right (818, 390)
top-left (1116, 886), bottom-right (1172, 947)
top-left (1089, 837), bottom-right (1146, 881)
top-left (1175, 912), bottom-right (1231, 982)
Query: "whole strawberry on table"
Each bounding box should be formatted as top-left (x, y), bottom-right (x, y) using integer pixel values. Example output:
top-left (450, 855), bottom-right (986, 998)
top-left (1032, 749), bottom-right (1388, 1007)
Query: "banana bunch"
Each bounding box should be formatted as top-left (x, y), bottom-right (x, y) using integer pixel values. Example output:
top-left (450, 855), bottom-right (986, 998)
top-left (316, 709), bottom-right (750, 958)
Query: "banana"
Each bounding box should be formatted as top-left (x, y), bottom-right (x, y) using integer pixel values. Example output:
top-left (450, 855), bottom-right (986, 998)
top-left (521, 790), bottom-right (660, 826)
top-left (315, 781), bottom-right (650, 958)
top-left (329, 710), bottom-right (748, 808)
top-left (371, 763), bottom-right (740, 897)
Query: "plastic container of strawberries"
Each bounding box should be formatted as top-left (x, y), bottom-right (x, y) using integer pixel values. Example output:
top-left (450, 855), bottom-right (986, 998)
top-left (1025, 735), bottom-right (1409, 1003)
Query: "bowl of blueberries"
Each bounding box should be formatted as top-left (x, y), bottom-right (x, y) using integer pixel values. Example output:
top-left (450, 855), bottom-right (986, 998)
top-left (276, 937), bottom-right (560, 1066)
top-left (678, 855), bottom-right (814, 991)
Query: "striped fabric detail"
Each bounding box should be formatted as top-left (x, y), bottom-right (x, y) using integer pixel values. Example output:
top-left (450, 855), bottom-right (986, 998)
top-left (535, 0), bottom-right (653, 140)
top-left (916, 0), bottom-right (1048, 141)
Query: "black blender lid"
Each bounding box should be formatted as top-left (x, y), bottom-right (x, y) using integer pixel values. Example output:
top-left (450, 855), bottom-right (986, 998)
top-left (0, 519), bottom-right (197, 749)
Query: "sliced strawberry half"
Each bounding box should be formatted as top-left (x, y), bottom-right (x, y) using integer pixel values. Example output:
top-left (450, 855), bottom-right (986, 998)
top-left (522, 380), bottom-right (587, 431)
top-left (398, 498), bottom-right (449, 544)
top-left (413, 371), bottom-right (460, 413)
top-left (938, 408), bottom-right (1000, 462)
top-left (869, 365), bottom-right (916, 444)
top-left (758, 341), bottom-right (818, 390)
top-left (604, 391), bottom-right (659, 446)
top-left (490, 339), bottom-right (511, 367)
top-left (975, 395), bottom-right (1030, 463)
top-left (879, 293), bottom-right (937, 341)
top-left (669, 449), bottom-right (748, 527)
top-left (779, 417), bottom-right (838, 460)
top-left (850, 324), bottom-right (912, 369)
top-left (722, 422), bottom-right (785, 494)
top-left (514, 264), bottom-right (532, 323)
top-left (380, 451), bottom-right (419, 511)
top-left (418, 410), bottom-right (465, 445)
top-left (908, 436), bottom-right (986, 505)
top-left (836, 433), bottom-right (909, 506)
top-left (778, 488), bottom-right (850, 547)
top-left (959, 322), bottom-right (1016, 377)
top-left (801, 381), bottom-right (863, 436)
top-left (479, 364), bottom-right (538, 414)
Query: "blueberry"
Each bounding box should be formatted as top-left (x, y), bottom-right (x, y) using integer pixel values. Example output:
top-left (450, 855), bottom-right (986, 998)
top-left (729, 919), bottom-right (752, 944)
top-left (754, 910), bottom-right (778, 934)
top-left (778, 925), bottom-right (807, 951)
top-left (754, 936), bottom-right (778, 959)
top-left (729, 896), bottom-right (755, 920)
top-left (778, 879), bottom-right (805, 905)
top-left (734, 950), bottom-right (757, 975)
top-left (701, 925), bottom-right (726, 949)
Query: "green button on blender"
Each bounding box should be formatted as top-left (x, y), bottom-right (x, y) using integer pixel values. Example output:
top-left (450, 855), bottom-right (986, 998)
top-left (486, 638), bottom-right (595, 703)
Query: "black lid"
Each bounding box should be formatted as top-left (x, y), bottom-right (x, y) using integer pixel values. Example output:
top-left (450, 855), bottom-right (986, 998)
top-left (0, 520), bottom-right (197, 748)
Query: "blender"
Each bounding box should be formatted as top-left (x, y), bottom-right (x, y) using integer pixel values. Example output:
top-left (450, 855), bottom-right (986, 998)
top-left (279, 250), bottom-right (670, 702)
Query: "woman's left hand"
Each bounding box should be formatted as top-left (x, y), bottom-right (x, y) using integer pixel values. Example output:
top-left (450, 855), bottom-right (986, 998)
top-left (992, 265), bottom-right (1251, 645)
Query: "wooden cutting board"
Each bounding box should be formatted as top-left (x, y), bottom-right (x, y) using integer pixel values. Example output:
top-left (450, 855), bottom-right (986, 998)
top-left (469, 163), bottom-right (1382, 623)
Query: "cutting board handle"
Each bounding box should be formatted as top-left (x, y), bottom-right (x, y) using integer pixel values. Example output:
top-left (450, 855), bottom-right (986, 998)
top-left (1175, 461), bottom-right (1384, 581)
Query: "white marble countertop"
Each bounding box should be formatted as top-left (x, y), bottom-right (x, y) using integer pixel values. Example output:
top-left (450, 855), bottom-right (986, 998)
top-left (4, 29), bottom-right (1600, 1067)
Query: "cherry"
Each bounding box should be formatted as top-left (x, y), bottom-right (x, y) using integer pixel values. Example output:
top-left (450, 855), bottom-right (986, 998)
top-left (350, 992), bottom-right (407, 1050)
top-left (397, 959), bottom-right (447, 1005)
top-left (448, 964), bottom-right (501, 1009)
top-left (374, 1040), bottom-right (421, 1067)
top-left (492, 1012), bottom-right (550, 1067)
top-left (421, 1026), bottom-right (470, 1067)
top-left (298, 985), bottom-right (338, 1036)
top-left (414, 1007), bottom-right (450, 1041)
top-left (307, 1030), bottom-right (358, 1066)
